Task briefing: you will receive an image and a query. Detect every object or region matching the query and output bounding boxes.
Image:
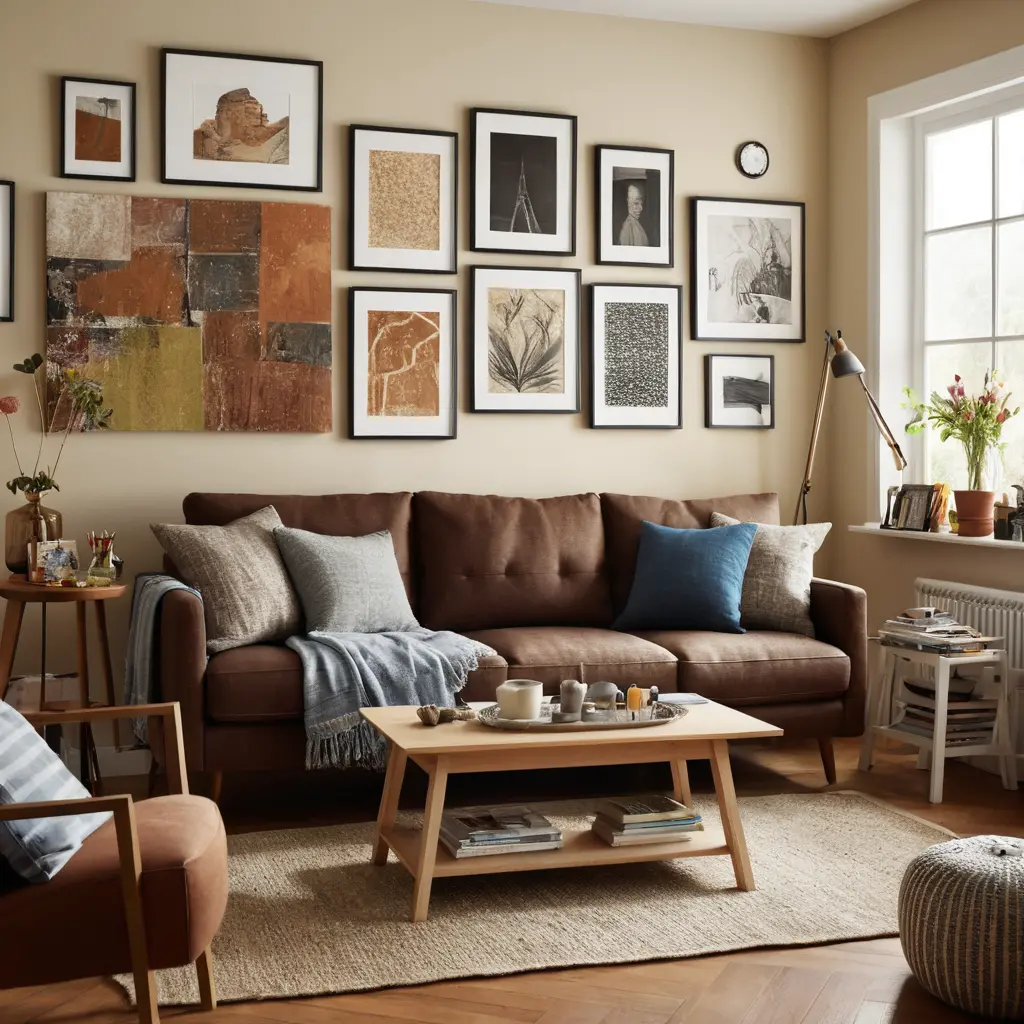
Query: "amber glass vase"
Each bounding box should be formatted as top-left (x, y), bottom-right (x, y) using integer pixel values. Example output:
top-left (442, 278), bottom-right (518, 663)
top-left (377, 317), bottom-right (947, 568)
top-left (5, 493), bottom-right (62, 574)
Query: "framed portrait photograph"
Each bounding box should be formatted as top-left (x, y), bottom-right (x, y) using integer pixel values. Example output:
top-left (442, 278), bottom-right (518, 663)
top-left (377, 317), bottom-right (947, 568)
top-left (349, 125), bottom-right (457, 274)
top-left (470, 108), bottom-right (577, 255)
top-left (349, 288), bottom-right (457, 439)
top-left (704, 353), bottom-right (774, 429)
top-left (595, 146), bottom-right (673, 266)
top-left (0, 181), bottom-right (11, 323)
top-left (60, 77), bottom-right (136, 181)
top-left (690, 196), bottom-right (805, 342)
top-left (590, 284), bottom-right (681, 429)
top-left (471, 266), bottom-right (581, 412)
top-left (162, 48), bottom-right (323, 191)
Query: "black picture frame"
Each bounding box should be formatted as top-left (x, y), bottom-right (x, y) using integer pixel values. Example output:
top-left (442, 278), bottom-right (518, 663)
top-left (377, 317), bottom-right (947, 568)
top-left (60, 76), bottom-right (136, 182)
top-left (161, 47), bottom-right (324, 192)
top-left (703, 353), bottom-right (775, 429)
top-left (0, 180), bottom-right (12, 323)
top-left (470, 107), bottom-right (578, 256)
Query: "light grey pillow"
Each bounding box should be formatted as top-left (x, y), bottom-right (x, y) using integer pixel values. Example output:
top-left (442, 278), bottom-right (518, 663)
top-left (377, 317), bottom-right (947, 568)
top-left (710, 513), bottom-right (831, 637)
top-left (151, 505), bottom-right (301, 653)
top-left (274, 527), bottom-right (419, 633)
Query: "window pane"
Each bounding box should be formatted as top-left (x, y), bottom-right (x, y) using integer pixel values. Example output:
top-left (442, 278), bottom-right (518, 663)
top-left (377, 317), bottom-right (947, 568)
top-left (925, 226), bottom-right (992, 341)
top-left (995, 340), bottom-right (1024, 489)
top-left (998, 220), bottom-right (1024, 335)
top-left (998, 109), bottom-right (1024, 218)
top-left (926, 120), bottom-right (992, 231)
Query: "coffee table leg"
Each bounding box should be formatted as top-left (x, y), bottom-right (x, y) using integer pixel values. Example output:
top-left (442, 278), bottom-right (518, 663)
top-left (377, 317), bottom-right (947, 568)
top-left (372, 743), bottom-right (408, 866)
top-left (710, 738), bottom-right (754, 891)
top-left (670, 757), bottom-right (692, 807)
top-left (411, 756), bottom-right (448, 923)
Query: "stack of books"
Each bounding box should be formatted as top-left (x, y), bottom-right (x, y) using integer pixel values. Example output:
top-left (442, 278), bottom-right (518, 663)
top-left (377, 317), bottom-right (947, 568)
top-left (439, 806), bottom-right (562, 859)
top-left (894, 677), bottom-right (998, 745)
top-left (591, 794), bottom-right (703, 847)
top-left (878, 607), bottom-right (995, 653)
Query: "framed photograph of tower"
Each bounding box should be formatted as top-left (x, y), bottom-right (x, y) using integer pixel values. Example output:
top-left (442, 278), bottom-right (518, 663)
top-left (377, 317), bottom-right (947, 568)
top-left (470, 108), bottom-right (577, 255)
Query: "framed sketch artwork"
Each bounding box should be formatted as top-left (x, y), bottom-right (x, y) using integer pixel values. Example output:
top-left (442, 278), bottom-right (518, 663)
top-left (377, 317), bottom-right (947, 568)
top-left (349, 125), bottom-right (457, 273)
top-left (162, 48), bottom-right (323, 191)
top-left (0, 181), bottom-right (12, 322)
top-left (470, 108), bottom-right (577, 255)
top-left (595, 146), bottom-right (673, 266)
top-left (590, 284), bottom-right (681, 428)
top-left (704, 354), bottom-right (775, 429)
top-left (349, 288), bottom-right (457, 439)
top-left (690, 197), bottom-right (804, 342)
top-left (471, 266), bottom-right (581, 412)
top-left (60, 77), bottom-right (136, 181)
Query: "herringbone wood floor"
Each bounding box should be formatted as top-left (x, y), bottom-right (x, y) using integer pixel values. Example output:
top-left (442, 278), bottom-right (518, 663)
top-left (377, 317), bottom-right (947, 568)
top-left (4, 737), bottom-right (1022, 1024)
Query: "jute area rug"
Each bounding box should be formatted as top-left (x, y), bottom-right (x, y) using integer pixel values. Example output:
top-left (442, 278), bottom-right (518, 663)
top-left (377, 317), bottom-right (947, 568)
top-left (123, 792), bottom-right (953, 1005)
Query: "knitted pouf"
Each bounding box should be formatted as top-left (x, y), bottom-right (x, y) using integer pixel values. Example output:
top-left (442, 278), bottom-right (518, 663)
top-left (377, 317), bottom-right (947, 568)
top-left (899, 835), bottom-right (1024, 1020)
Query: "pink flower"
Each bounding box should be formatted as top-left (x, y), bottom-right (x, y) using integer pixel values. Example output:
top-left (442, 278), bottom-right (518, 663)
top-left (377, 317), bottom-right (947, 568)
top-left (997, 409), bottom-right (1009, 423)
top-left (0, 396), bottom-right (20, 416)
top-left (963, 409), bottom-right (975, 421)
top-left (954, 375), bottom-right (962, 382)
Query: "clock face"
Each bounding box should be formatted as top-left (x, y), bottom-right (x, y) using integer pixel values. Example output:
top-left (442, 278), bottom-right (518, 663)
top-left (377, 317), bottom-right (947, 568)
top-left (738, 141), bottom-right (769, 178)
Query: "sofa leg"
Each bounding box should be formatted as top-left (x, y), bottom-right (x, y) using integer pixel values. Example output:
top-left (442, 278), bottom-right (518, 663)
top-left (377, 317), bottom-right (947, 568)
top-left (196, 946), bottom-right (216, 1010)
top-left (209, 771), bottom-right (223, 805)
top-left (818, 737), bottom-right (837, 785)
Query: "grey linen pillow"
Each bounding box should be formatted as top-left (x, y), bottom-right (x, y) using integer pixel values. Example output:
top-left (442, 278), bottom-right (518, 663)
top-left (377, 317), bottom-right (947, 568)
top-left (151, 505), bottom-right (301, 653)
top-left (710, 513), bottom-right (831, 637)
top-left (274, 527), bottom-right (420, 633)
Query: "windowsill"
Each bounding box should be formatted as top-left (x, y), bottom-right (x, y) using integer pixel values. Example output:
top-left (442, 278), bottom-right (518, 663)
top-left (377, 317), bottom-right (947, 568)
top-left (849, 524), bottom-right (1024, 550)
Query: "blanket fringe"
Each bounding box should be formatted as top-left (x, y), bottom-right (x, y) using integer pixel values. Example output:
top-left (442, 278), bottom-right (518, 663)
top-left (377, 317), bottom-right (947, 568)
top-left (306, 716), bottom-right (389, 771)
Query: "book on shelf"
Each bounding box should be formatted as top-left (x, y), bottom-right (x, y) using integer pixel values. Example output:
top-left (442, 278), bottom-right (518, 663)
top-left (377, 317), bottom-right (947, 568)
top-left (591, 817), bottom-right (697, 847)
top-left (439, 834), bottom-right (564, 858)
top-left (594, 794), bottom-right (695, 825)
top-left (438, 806), bottom-right (563, 857)
top-left (894, 721), bottom-right (995, 743)
top-left (903, 677), bottom-right (979, 700)
top-left (594, 813), bottom-right (703, 835)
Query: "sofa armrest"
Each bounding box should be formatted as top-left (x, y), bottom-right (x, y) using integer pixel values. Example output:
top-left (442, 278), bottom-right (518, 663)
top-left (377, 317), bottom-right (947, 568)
top-left (158, 590), bottom-right (208, 771)
top-left (810, 578), bottom-right (867, 735)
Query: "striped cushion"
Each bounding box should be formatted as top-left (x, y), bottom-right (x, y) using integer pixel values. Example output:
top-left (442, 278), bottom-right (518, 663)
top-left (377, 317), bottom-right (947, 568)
top-left (0, 702), bottom-right (110, 883)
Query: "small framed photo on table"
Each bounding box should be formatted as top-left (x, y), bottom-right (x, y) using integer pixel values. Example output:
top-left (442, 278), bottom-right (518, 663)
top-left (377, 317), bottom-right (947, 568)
top-left (61, 77), bottom-right (136, 181)
top-left (595, 146), bottom-right (673, 266)
top-left (704, 354), bottom-right (774, 429)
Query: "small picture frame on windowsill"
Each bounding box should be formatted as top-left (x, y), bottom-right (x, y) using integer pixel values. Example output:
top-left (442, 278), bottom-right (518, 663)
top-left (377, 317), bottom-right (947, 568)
top-left (882, 484), bottom-right (935, 532)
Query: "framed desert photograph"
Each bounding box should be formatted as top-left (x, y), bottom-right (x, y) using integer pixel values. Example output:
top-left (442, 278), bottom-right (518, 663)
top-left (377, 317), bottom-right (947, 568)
top-left (162, 48), bottom-right (323, 191)
top-left (0, 181), bottom-right (11, 322)
top-left (470, 108), bottom-right (577, 255)
top-left (704, 353), bottom-right (775, 429)
top-left (590, 284), bottom-right (681, 428)
top-left (349, 125), bottom-right (457, 273)
top-left (471, 266), bottom-right (581, 412)
top-left (595, 146), bottom-right (673, 266)
top-left (61, 77), bottom-right (136, 181)
top-left (690, 196), bottom-right (805, 342)
top-left (349, 288), bottom-right (457, 439)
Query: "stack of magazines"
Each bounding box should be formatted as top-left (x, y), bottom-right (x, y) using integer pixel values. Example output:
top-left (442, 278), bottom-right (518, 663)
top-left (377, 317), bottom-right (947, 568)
top-left (439, 806), bottom-right (562, 859)
top-left (878, 607), bottom-right (995, 653)
top-left (895, 677), bottom-right (998, 745)
top-left (591, 794), bottom-right (703, 847)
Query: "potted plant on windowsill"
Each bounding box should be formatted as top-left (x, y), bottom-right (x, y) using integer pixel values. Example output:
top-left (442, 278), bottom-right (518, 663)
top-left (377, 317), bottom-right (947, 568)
top-left (904, 372), bottom-right (1019, 537)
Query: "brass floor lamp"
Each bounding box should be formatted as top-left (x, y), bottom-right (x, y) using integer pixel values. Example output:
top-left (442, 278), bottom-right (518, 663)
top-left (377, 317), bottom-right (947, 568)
top-left (794, 330), bottom-right (908, 525)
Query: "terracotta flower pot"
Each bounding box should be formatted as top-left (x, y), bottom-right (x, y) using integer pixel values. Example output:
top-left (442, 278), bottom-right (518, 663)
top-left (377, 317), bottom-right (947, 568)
top-left (953, 489), bottom-right (996, 538)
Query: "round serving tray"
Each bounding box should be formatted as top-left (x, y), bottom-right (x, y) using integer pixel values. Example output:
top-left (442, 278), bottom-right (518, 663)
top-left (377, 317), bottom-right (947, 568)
top-left (476, 702), bottom-right (685, 732)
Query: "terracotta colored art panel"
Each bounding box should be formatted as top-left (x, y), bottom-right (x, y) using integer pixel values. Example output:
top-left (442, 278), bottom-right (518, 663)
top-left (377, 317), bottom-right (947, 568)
top-left (131, 197), bottom-right (187, 249)
top-left (366, 310), bottom-right (440, 417)
top-left (75, 247), bottom-right (186, 324)
top-left (204, 361), bottom-right (331, 432)
top-left (202, 311), bottom-right (261, 362)
top-left (189, 200), bottom-right (261, 254)
top-left (259, 202), bottom-right (331, 325)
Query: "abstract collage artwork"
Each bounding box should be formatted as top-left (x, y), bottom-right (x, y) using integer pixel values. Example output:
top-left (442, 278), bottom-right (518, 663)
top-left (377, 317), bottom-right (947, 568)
top-left (45, 191), bottom-right (331, 432)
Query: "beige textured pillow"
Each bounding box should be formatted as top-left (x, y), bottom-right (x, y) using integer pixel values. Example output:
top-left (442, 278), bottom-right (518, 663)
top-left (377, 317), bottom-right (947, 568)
top-left (710, 513), bottom-right (831, 637)
top-left (151, 506), bottom-right (301, 653)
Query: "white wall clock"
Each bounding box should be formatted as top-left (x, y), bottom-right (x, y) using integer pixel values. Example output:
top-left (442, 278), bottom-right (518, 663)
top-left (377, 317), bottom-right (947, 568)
top-left (736, 141), bottom-right (769, 179)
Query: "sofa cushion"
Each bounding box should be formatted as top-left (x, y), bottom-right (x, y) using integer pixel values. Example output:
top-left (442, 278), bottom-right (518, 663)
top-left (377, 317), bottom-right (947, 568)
top-left (634, 630), bottom-right (849, 705)
top-left (206, 645), bottom-right (304, 723)
top-left (415, 492), bottom-right (613, 631)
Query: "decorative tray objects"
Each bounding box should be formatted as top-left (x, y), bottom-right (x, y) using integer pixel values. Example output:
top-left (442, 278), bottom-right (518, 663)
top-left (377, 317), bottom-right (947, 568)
top-left (476, 701), bottom-right (685, 732)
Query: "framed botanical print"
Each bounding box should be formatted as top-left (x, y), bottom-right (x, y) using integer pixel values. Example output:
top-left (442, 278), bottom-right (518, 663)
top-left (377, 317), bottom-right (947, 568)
top-left (60, 77), bottom-right (136, 181)
top-left (349, 125), bottom-right (457, 273)
top-left (690, 196), bottom-right (805, 342)
top-left (470, 108), bottom-right (577, 255)
top-left (590, 284), bottom-right (681, 429)
top-left (162, 48), bottom-right (323, 191)
top-left (349, 288), bottom-right (457, 439)
top-left (0, 181), bottom-right (12, 323)
top-left (471, 266), bottom-right (581, 412)
top-left (595, 146), bottom-right (673, 266)
top-left (704, 354), bottom-right (775, 429)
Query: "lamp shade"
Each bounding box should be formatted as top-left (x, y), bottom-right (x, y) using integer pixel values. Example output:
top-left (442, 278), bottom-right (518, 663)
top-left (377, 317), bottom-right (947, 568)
top-left (830, 345), bottom-right (865, 378)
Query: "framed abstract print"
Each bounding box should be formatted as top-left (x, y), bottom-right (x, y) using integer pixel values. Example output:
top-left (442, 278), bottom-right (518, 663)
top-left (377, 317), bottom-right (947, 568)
top-left (349, 288), bottom-right (457, 439)
top-left (0, 181), bottom-right (12, 322)
top-left (60, 77), bottom-right (136, 181)
top-left (704, 354), bottom-right (775, 429)
top-left (471, 266), bottom-right (581, 412)
top-left (690, 196), bottom-right (805, 342)
top-left (470, 108), bottom-right (577, 255)
top-left (595, 146), bottom-right (673, 267)
top-left (349, 125), bottom-right (457, 273)
top-left (590, 284), bottom-right (681, 429)
top-left (162, 48), bottom-right (323, 191)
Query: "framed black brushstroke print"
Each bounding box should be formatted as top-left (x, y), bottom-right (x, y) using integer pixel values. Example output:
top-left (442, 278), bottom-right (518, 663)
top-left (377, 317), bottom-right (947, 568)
top-left (690, 196), bottom-right (805, 342)
top-left (349, 125), bottom-right (458, 274)
top-left (470, 265), bottom-right (581, 412)
top-left (595, 146), bottom-right (673, 267)
top-left (470, 108), bottom-right (577, 255)
top-left (162, 48), bottom-right (323, 191)
top-left (590, 284), bottom-right (681, 429)
top-left (704, 354), bottom-right (775, 429)
top-left (60, 77), bottom-right (136, 181)
top-left (0, 181), bottom-right (12, 322)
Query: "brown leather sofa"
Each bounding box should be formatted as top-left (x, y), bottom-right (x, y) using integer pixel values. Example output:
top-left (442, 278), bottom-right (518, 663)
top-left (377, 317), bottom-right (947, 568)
top-left (157, 489), bottom-right (866, 792)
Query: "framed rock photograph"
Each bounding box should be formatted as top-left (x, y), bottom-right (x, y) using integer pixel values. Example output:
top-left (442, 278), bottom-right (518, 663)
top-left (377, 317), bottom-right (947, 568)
top-left (470, 108), bottom-right (577, 255)
top-left (690, 196), bottom-right (804, 342)
top-left (60, 77), bottom-right (136, 181)
top-left (595, 146), bottom-right (673, 267)
top-left (349, 125), bottom-right (457, 274)
top-left (0, 181), bottom-right (11, 323)
top-left (349, 287), bottom-right (457, 439)
top-left (162, 48), bottom-right (323, 191)
top-left (590, 284), bottom-right (681, 429)
top-left (704, 353), bottom-right (775, 429)
top-left (470, 266), bottom-right (581, 412)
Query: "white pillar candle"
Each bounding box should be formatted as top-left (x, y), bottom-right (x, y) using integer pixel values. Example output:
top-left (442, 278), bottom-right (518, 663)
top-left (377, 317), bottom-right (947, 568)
top-left (496, 679), bottom-right (544, 720)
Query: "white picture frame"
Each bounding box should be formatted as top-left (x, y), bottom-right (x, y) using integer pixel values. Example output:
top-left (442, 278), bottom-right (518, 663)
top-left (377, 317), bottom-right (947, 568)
top-left (595, 146), bottom-right (674, 267)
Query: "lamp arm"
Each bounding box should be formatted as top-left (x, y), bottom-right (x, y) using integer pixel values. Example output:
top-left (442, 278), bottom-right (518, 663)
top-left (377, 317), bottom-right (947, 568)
top-left (858, 376), bottom-right (908, 471)
top-left (793, 334), bottom-right (835, 525)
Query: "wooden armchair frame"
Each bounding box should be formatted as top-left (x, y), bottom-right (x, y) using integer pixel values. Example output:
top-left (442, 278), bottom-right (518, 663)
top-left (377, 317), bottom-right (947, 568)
top-left (0, 702), bottom-right (216, 1024)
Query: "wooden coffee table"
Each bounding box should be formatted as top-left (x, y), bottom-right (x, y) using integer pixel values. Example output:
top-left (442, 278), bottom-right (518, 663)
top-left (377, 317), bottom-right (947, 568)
top-left (362, 701), bottom-right (782, 921)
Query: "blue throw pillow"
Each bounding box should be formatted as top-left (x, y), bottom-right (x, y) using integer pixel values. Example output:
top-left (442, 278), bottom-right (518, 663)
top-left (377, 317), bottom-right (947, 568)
top-left (614, 520), bottom-right (757, 633)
